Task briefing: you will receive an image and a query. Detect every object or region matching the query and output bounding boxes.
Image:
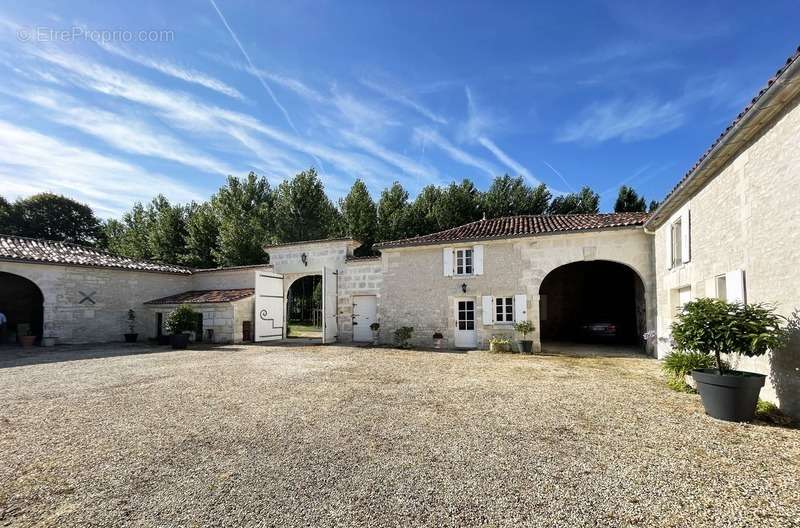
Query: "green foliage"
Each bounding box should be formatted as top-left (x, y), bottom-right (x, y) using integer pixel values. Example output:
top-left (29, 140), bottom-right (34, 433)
top-left (370, 322), bottom-right (380, 331)
top-left (377, 181), bottom-right (412, 241)
top-left (340, 179), bottom-right (377, 247)
top-left (407, 184), bottom-right (442, 236)
top-left (4, 193), bottom-right (103, 245)
top-left (393, 326), bottom-right (414, 348)
top-left (127, 309), bottom-right (136, 333)
top-left (614, 185), bottom-right (647, 213)
top-left (435, 179), bottom-right (483, 230)
top-left (164, 304), bottom-right (197, 334)
top-left (671, 298), bottom-right (788, 373)
top-left (662, 350), bottom-right (722, 392)
top-left (648, 200), bottom-right (660, 213)
top-left (211, 172), bottom-right (272, 267)
top-left (755, 399), bottom-right (793, 425)
top-left (273, 169), bottom-right (340, 243)
top-left (146, 195), bottom-right (186, 264)
top-left (666, 376), bottom-right (695, 393)
top-left (547, 186), bottom-right (600, 214)
top-left (183, 202), bottom-right (220, 268)
top-left (482, 175), bottom-right (551, 218)
top-left (514, 320), bottom-right (535, 338)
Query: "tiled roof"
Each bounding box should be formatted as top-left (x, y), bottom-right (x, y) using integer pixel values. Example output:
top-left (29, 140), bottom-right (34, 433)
top-left (144, 288), bottom-right (254, 305)
top-left (0, 235), bottom-right (192, 274)
top-left (646, 45), bottom-right (800, 228)
top-left (374, 213), bottom-right (649, 249)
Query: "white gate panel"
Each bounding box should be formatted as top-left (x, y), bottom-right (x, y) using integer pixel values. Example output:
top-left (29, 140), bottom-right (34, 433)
top-left (352, 295), bottom-right (377, 342)
top-left (254, 271), bottom-right (284, 342)
top-left (322, 266), bottom-right (338, 343)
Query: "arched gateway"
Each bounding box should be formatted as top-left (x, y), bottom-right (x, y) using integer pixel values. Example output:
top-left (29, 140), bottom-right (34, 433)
top-left (0, 271), bottom-right (44, 344)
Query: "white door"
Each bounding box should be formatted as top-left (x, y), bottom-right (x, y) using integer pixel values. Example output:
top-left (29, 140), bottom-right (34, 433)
top-left (352, 295), bottom-right (377, 342)
top-left (322, 266), bottom-right (338, 344)
top-left (254, 271), bottom-right (284, 341)
top-left (454, 298), bottom-right (477, 348)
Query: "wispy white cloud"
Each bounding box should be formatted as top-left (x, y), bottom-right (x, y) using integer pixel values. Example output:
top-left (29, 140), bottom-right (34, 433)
top-left (361, 78), bottom-right (448, 125)
top-left (542, 161), bottom-right (575, 193)
top-left (0, 120), bottom-right (201, 216)
top-left (413, 127), bottom-right (498, 176)
top-left (340, 130), bottom-right (436, 182)
top-left (98, 42), bottom-right (244, 99)
top-left (557, 97), bottom-right (685, 143)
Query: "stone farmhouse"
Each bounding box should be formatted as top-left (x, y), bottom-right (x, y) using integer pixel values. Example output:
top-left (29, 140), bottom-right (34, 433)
top-left (0, 46), bottom-right (798, 415)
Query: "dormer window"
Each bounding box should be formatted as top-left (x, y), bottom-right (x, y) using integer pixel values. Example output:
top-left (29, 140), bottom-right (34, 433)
top-left (455, 248), bottom-right (473, 276)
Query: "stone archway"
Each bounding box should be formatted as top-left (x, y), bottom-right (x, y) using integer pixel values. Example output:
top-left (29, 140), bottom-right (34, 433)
top-left (285, 274), bottom-right (322, 339)
top-left (0, 271), bottom-right (45, 344)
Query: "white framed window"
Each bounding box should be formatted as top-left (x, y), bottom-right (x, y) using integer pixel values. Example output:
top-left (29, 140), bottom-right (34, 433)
top-left (715, 275), bottom-right (727, 301)
top-left (455, 248), bottom-right (474, 276)
top-left (670, 218), bottom-right (682, 268)
top-left (495, 297), bottom-right (514, 323)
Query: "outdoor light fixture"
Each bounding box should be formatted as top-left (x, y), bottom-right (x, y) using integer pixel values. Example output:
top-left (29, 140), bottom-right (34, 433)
top-left (461, 283), bottom-right (467, 293)
top-left (301, 252), bottom-right (308, 266)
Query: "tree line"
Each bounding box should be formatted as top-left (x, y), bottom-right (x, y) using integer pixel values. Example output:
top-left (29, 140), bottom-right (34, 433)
top-left (0, 169), bottom-right (658, 268)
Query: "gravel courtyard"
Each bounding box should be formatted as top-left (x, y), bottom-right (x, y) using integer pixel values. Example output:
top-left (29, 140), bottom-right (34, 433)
top-left (1, 343), bottom-right (798, 527)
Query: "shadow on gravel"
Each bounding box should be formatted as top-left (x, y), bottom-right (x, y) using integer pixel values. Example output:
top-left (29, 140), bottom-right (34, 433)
top-left (0, 343), bottom-right (224, 369)
top-left (539, 340), bottom-right (649, 359)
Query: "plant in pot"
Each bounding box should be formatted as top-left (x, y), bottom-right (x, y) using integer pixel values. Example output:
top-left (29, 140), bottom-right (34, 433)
top-left (393, 326), bottom-right (414, 349)
top-left (432, 331), bottom-right (444, 349)
top-left (124, 309), bottom-right (138, 343)
top-left (164, 304), bottom-right (197, 350)
top-left (513, 320), bottom-right (535, 354)
top-left (489, 335), bottom-right (511, 353)
top-left (18, 330), bottom-right (36, 348)
top-left (672, 298), bottom-right (788, 422)
top-left (370, 322), bottom-right (380, 345)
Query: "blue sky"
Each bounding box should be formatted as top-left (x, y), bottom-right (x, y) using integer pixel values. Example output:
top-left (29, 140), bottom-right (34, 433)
top-left (0, 1), bottom-right (797, 217)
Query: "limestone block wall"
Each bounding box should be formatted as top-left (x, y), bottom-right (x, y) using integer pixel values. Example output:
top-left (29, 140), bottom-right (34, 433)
top-left (337, 258), bottom-right (383, 342)
top-left (267, 240), bottom-right (358, 275)
top-left (653, 93), bottom-right (800, 416)
top-left (190, 265), bottom-right (270, 290)
top-left (0, 261), bottom-right (191, 344)
top-left (379, 228), bottom-right (655, 351)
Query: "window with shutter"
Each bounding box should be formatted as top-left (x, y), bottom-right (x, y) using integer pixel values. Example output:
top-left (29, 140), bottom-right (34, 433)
top-left (495, 297), bottom-right (514, 323)
top-left (455, 248), bottom-right (474, 275)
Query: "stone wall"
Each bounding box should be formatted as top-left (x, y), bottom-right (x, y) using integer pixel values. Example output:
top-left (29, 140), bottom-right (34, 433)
top-left (653, 93), bottom-right (800, 416)
top-left (337, 258), bottom-right (383, 342)
top-left (190, 266), bottom-right (270, 290)
top-left (379, 228), bottom-right (655, 351)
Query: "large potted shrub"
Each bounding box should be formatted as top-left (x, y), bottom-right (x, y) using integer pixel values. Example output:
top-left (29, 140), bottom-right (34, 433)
top-left (124, 309), bottom-right (138, 343)
top-left (393, 326), bottom-right (414, 349)
top-left (672, 298), bottom-right (788, 422)
top-left (489, 335), bottom-right (511, 353)
top-left (513, 320), bottom-right (535, 354)
top-left (164, 304), bottom-right (197, 350)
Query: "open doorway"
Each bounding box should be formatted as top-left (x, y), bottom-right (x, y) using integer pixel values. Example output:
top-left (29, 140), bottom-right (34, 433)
top-left (286, 275), bottom-right (322, 340)
top-left (539, 261), bottom-right (645, 347)
top-left (0, 272), bottom-right (44, 345)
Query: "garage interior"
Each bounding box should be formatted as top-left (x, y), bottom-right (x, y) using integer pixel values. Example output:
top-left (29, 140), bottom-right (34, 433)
top-left (539, 261), bottom-right (645, 345)
top-left (0, 271), bottom-right (44, 344)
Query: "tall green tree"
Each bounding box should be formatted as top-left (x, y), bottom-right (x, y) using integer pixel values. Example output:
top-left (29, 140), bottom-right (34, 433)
top-left (0, 195), bottom-right (12, 234)
top-left (8, 193), bottom-right (103, 245)
top-left (482, 175), bottom-right (551, 218)
top-left (212, 172), bottom-right (272, 266)
top-left (146, 195), bottom-right (187, 264)
top-left (340, 179), bottom-right (377, 247)
top-left (377, 181), bottom-right (412, 241)
top-left (273, 168), bottom-right (339, 242)
top-left (648, 200), bottom-right (660, 213)
top-left (613, 185), bottom-right (647, 213)
top-left (183, 202), bottom-right (220, 268)
top-left (408, 184), bottom-right (443, 236)
top-left (104, 202), bottom-right (153, 259)
top-left (435, 179), bottom-right (483, 230)
top-left (547, 186), bottom-right (600, 214)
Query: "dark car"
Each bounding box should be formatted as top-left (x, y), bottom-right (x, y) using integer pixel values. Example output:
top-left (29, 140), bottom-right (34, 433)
top-left (579, 321), bottom-right (618, 341)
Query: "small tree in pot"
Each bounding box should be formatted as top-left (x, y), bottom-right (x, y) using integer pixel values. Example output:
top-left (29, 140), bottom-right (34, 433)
top-left (513, 320), bottom-right (535, 354)
top-left (369, 322), bottom-right (380, 345)
top-left (124, 309), bottom-right (138, 343)
top-left (672, 298), bottom-right (788, 422)
top-left (164, 304), bottom-right (198, 350)
top-left (432, 331), bottom-right (444, 349)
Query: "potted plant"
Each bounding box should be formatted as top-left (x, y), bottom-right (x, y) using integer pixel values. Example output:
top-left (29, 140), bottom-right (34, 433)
top-left (393, 326), bottom-right (414, 349)
top-left (672, 298), bottom-right (788, 422)
top-left (18, 330), bottom-right (36, 348)
top-left (370, 322), bottom-right (380, 345)
top-left (164, 304), bottom-right (197, 350)
top-left (432, 331), bottom-right (444, 349)
top-left (124, 309), bottom-right (138, 343)
top-left (513, 320), bottom-right (535, 354)
top-left (489, 335), bottom-right (511, 353)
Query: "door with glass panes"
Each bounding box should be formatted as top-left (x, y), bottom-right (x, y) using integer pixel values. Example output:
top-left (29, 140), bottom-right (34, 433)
top-left (454, 298), bottom-right (477, 348)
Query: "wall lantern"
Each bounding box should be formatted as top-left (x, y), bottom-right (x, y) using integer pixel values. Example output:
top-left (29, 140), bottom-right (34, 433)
top-left (301, 252), bottom-right (308, 267)
top-left (461, 283), bottom-right (467, 293)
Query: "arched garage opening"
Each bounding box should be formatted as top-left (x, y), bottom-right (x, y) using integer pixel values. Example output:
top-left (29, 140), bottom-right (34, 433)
top-left (0, 271), bottom-right (44, 345)
top-left (539, 261), bottom-right (645, 347)
top-left (286, 274), bottom-right (322, 339)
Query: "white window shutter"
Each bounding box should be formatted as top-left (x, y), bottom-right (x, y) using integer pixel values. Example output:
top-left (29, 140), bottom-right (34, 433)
top-left (725, 270), bottom-right (746, 303)
top-left (443, 247), bottom-right (454, 276)
top-left (481, 295), bottom-right (493, 325)
top-left (473, 245), bottom-right (484, 275)
top-left (665, 226), bottom-right (673, 269)
top-left (513, 294), bottom-right (527, 322)
top-left (681, 209), bottom-right (691, 263)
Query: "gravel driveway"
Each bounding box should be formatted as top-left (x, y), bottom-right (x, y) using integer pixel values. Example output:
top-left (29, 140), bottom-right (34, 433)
top-left (1, 343), bottom-right (798, 527)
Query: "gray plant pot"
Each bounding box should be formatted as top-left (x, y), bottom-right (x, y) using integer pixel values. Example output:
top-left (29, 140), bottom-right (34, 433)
top-left (518, 340), bottom-right (533, 354)
top-left (692, 368), bottom-right (765, 422)
top-left (171, 333), bottom-right (189, 349)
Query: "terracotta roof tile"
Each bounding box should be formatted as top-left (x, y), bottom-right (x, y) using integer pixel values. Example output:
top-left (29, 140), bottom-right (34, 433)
top-left (374, 213), bottom-right (649, 249)
top-left (0, 235), bottom-right (192, 274)
top-left (144, 289), bottom-right (254, 305)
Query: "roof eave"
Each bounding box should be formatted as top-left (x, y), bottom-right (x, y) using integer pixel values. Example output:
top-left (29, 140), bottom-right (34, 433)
top-left (644, 52), bottom-right (800, 230)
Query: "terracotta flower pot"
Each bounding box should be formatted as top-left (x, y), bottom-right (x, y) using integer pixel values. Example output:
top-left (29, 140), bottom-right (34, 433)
top-left (19, 335), bottom-right (36, 348)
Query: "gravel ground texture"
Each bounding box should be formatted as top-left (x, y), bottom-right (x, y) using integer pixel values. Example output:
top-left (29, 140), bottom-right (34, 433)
top-left (0, 342), bottom-right (798, 527)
